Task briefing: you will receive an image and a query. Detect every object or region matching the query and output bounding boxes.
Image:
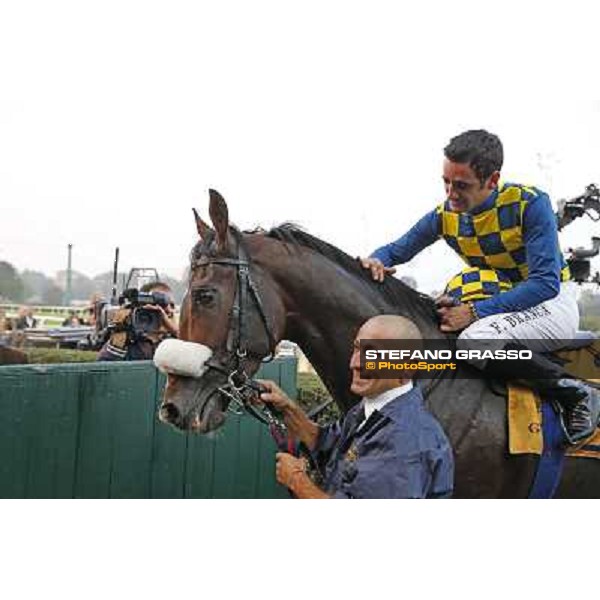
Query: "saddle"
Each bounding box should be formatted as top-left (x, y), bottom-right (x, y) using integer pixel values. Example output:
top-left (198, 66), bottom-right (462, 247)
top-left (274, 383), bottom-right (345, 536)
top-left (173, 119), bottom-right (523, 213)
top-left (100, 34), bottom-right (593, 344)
top-left (552, 332), bottom-right (600, 383)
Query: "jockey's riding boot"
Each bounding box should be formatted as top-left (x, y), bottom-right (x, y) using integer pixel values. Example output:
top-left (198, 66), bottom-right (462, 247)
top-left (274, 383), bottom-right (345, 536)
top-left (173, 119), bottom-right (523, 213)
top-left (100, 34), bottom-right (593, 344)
top-left (473, 342), bottom-right (600, 445)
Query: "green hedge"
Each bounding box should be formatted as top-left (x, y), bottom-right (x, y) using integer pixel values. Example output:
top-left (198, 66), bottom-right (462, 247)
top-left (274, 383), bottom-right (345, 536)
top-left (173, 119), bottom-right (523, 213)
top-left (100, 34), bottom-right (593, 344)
top-left (25, 348), bottom-right (98, 364)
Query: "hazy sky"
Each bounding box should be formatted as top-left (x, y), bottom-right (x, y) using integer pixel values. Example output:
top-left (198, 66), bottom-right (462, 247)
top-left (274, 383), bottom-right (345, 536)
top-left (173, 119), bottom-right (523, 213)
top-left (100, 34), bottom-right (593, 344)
top-left (1, 1), bottom-right (599, 294)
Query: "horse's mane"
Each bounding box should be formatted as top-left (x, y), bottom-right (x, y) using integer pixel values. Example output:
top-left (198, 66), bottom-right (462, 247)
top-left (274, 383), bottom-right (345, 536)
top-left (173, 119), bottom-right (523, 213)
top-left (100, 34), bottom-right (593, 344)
top-left (264, 223), bottom-right (437, 321)
top-left (189, 222), bottom-right (438, 325)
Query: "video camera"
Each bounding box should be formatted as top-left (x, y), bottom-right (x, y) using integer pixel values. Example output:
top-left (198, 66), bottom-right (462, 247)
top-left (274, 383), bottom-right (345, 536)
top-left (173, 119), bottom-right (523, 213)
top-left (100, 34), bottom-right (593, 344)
top-left (556, 184), bottom-right (600, 286)
top-left (557, 184), bottom-right (600, 231)
top-left (79, 249), bottom-right (173, 350)
top-left (117, 286), bottom-right (172, 335)
top-left (564, 237), bottom-right (600, 285)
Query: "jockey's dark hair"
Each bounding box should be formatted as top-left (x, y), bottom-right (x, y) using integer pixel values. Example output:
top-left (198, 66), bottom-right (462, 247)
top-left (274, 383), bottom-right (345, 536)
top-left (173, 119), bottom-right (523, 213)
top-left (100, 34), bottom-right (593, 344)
top-left (444, 129), bottom-right (503, 184)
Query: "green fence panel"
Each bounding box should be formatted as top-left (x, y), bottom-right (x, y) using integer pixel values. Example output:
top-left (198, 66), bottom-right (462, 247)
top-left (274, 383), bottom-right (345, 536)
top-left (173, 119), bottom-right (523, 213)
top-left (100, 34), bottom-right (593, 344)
top-left (74, 365), bottom-right (120, 498)
top-left (24, 367), bottom-right (81, 499)
top-left (104, 364), bottom-right (156, 499)
top-left (150, 370), bottom-right (190, 498)
top-left (0, 358), bottom-right (296, 499)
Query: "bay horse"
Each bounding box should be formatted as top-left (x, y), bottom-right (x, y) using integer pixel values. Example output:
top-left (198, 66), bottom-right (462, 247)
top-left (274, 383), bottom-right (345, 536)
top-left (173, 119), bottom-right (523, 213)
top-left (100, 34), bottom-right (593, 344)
top-left (161, 189), bottom-right (600, 498)
top-left (0, 346), bottom-right (28, 365)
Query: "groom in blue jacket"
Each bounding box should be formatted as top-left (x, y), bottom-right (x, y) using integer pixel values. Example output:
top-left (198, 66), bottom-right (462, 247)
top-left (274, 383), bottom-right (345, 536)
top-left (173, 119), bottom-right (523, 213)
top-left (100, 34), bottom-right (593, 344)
top-left (257, 315), bottom-right (454, 499)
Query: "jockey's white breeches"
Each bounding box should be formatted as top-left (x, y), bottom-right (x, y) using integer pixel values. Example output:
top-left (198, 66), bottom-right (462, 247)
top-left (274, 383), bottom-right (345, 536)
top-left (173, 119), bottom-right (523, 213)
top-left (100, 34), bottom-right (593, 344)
top-left (458, 281), bottom-right (579, 353)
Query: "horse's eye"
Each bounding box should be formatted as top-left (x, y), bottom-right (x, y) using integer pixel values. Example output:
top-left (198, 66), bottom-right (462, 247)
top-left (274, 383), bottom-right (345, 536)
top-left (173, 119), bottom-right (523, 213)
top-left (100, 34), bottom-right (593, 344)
top-left (192, 288), bottom-right (216, 307)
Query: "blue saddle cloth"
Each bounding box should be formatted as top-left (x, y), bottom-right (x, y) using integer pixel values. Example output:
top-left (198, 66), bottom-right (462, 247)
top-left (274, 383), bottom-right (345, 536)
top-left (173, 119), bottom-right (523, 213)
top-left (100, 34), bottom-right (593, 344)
top-left (529, 402), bottom-right (566, 499)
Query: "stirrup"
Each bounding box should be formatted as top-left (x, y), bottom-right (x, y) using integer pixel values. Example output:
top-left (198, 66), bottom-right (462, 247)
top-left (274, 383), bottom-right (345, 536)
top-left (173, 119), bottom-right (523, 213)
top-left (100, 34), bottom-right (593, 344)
top-left (553, 397), bottom-right (598, 446)
top-left (551, 400), bottom-right (577, 446)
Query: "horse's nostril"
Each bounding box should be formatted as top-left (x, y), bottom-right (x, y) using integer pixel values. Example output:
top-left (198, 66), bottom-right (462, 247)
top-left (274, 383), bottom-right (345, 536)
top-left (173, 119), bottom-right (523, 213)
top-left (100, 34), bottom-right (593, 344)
top-left (160, 403), bottom-right (180, 424)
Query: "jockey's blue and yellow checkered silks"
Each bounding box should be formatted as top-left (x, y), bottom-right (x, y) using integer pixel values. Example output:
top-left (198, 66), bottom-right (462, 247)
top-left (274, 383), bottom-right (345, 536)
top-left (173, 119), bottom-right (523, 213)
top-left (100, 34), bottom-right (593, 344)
top-left (445, 267), bottom-right (513, 303)
top-left (371, 181), bottom-right (572, 318)
top-left (436, 183), bottom-right (571, 285)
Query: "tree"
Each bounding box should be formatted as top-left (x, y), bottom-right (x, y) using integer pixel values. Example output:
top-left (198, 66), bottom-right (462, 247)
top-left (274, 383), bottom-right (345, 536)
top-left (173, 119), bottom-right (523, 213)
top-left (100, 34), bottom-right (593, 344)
top-left (21, 270), bottom-right (53, 303)
top-left (20, 270), bottom-right (70, 306)
top-left (0, 261), bottom-right (25, 302)
top-left (91, 271), bottom-right (129, 300)
top-left (43, 282), bottom-right (64, 305)
top-left (55, 270), bottom-right (95, 302)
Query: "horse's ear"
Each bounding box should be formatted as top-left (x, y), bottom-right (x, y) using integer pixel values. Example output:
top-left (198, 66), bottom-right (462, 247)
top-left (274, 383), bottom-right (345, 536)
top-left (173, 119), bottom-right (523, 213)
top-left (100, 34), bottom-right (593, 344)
top-left (192, 208), bottom-right (212, 240)
top-left (208, 189), bottom-right (229, 251)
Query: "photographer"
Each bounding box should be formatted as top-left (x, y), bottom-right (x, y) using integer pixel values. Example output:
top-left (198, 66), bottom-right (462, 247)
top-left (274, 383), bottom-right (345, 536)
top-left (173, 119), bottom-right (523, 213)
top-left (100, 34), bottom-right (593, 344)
top-left (97, 281), bottom-right (178, 361)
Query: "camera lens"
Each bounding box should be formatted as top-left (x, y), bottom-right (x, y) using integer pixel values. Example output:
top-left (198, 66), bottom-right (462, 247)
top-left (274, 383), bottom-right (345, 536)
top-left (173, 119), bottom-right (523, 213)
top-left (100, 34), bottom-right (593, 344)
top-left (133, 308), bottom-right (160, 333)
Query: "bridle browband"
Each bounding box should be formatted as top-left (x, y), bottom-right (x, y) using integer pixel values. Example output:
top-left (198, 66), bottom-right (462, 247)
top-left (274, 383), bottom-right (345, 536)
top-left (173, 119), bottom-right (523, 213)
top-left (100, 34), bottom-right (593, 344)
top-left (190, 229), bottom-right (282, 427)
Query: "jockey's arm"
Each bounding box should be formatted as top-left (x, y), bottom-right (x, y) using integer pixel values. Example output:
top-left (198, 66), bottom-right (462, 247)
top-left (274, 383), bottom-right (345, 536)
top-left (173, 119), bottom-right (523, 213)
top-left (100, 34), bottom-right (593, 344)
top-left (370, 209), bottom-right (440, 267)
top-left (472, 193), bottom-right (562, 319)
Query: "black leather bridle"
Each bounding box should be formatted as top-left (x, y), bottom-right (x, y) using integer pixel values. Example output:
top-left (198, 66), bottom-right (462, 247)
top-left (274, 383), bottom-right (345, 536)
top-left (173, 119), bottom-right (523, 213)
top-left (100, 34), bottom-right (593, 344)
top-left (189, 229), bottom-right (281, 426)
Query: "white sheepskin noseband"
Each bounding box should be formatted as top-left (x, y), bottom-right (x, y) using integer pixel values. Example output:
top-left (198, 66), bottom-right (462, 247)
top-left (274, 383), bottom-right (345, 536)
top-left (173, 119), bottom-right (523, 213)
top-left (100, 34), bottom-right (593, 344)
top-left (154, 339), bottom-right (214, 378)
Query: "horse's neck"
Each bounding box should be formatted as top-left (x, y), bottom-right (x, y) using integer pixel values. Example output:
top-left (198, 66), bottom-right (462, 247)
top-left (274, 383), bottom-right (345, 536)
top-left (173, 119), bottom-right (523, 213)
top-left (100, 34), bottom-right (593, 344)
top-left (273, 247), bottom-right (441, 340)
top-left (258, 241), bottom-right (441, 411)
top-left (274, 258), bottom-right (365, 409)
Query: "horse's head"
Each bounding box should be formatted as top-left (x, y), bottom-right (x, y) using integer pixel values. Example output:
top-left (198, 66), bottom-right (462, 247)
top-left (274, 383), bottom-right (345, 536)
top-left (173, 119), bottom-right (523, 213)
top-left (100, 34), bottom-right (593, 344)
top-left (156, 190), bottom-right (287, 433)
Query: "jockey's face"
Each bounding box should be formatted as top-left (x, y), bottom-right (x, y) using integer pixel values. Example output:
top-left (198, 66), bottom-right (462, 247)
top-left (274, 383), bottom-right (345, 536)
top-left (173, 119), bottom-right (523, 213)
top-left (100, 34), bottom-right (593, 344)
top-left (443, 159), bottom-right (500, 212)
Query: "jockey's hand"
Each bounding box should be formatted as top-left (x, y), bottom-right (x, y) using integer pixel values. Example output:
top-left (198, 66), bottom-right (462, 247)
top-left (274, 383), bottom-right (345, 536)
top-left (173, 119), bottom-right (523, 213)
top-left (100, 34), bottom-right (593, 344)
top-left (275, 452), bottom-right (308, 488)
top-left (359, 257), bottom-right (397, 282)
top-left (253, 379), bottom-right (293, 412)
top-left (438, 303), bottom-right (475, 333)
top-left (435, 294), bottom-right (460, 308)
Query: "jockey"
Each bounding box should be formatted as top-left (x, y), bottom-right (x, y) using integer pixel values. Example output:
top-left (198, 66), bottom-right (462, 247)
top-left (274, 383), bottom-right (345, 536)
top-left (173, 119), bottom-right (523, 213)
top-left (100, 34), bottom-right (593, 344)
top-left (360, 129), bottom-right (600, 444)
